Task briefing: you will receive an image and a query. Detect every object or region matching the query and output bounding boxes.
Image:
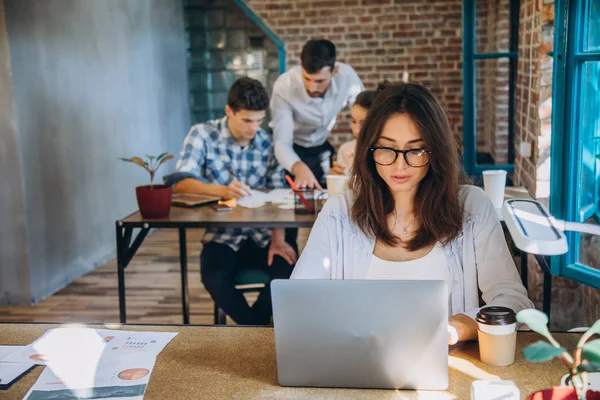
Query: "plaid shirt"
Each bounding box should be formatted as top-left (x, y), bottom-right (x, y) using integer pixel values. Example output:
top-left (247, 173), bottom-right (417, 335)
top-left (176, 116), bottom-right (288, 251)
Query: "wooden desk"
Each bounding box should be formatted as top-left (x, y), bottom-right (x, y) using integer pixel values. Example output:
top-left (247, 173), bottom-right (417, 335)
top-left (0, 323), bottom-right (575, 400)
top-left (115, 187), bottom-right (543, 326)
top-left (116, 204), bottom-right (318, 324)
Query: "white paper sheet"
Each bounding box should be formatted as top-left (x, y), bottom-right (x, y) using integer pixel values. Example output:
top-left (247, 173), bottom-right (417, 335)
top-left (0, 345), bottom-right (22, 361)
top-left (3, 328), bottom-right (177, 366)
top-left (236, 190), bottom-right (271, 208)
top-left (0, 346), bottom-right (36, 388)
top-left (22, 355), bottom-right (156, 400)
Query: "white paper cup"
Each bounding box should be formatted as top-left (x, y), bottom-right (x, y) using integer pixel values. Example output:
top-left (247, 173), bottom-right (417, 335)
top-left (482, 170), bottom-right (507, 209)
top-left (326, 175), bottom-right (349, 197)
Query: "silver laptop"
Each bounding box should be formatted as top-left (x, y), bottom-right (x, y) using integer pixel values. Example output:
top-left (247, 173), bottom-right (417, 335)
top-left (271, 279), bottom-right (448, 390)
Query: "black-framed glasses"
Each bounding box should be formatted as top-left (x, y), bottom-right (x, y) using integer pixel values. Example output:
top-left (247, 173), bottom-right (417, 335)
top-left (369, 147), bottom-right (431, 167)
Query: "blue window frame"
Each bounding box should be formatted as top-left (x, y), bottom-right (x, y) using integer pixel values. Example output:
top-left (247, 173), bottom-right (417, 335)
top-left (551, 0), bottom-right (600, 287)
top-left (462, 0), bottom-right (520, 176)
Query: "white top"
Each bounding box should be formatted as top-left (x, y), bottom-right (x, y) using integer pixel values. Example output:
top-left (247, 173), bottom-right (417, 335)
top-left (270, 63), bottom-right (364, 171)
top-left (366, 244), bottom-right (450, 285)
top-left (291, 185), bottom-right (534, 320)
top-left (336, 139), bottom-right (356, 171)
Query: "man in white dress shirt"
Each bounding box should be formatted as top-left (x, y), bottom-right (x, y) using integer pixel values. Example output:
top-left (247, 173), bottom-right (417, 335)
top-left (270, 39), bottom-right (364, 189)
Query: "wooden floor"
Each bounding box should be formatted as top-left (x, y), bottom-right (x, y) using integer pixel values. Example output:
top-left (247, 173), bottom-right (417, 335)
top-left (0, 229), bottom-right (310, 325)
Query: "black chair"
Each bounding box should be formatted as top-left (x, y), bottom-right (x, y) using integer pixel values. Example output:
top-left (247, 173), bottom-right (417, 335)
top-left (213, 268), bottom-right (271, 325)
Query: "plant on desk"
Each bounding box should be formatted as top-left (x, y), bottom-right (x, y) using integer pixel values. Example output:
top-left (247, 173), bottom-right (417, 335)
top-left (119, 153), bottom-right (174, 218)
top-left (517, 309), bottom-right (600, 400)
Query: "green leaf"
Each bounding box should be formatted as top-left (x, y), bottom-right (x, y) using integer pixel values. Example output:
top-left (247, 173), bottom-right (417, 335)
top-left (118, 157), bottom-right (133, 163)
top-left (146, 155), bottom-right (156, 161)
top-left (583, 339), bottom-right (600, 363)
top-left (523, 341), bottom-right (566, 363)
top-left (157, 154), bottom-right (174, 168)
top-left (578, 361), bottom-right (600, 373)
top-left (586, 320), bottom-right (600, 337)
top-left (156, 152), bottom-right (168, 162)
top-left (517, 309), bottom-right (553, 341)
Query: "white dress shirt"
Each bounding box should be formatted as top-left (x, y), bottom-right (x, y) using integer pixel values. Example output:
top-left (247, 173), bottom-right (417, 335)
top-left (270, 63), bottom-right (364, 171)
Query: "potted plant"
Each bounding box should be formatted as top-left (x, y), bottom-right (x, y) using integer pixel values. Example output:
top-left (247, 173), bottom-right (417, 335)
top-left (517, 309), bottom-right (600, 400)
top-left (119, 153), bottom-right (174, 218)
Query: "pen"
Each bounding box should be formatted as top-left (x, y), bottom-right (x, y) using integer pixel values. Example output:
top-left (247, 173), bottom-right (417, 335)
top-left (226, 165), bottom-right (251, 197)
top-left (225, 165), bottom-right (239, 181)
top-left (285, 174), bottom-right (314, 213)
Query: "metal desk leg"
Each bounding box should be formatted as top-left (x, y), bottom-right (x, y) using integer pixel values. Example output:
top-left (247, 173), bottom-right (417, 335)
top-left (117, 224), bottom-right (127, 323)
top-left (520, 249), bottom-right (528, 290)
top-left (179, 227), bottom-right (190, 324)
top-left (543, 270), bottom-right (552, 319)
top-left (115, 222), bottom-right (150, 324)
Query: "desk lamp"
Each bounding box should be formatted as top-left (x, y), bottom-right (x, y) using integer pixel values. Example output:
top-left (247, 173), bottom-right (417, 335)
top-left (502, 199), bottom-right (600, 256)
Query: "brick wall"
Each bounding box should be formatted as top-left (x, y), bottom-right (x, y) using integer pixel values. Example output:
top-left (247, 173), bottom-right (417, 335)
top-left (476, 0), bottom-right (511, 165)
top-left (244, 0), bottom-right (464, 148)
top-left (514, 0), bottom-right (541, 193)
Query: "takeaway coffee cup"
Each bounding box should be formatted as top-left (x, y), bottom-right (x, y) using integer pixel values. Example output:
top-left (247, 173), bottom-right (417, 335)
top-left (482, 170), bottom-right (507, 209)
top-left (476, 306), bottom-right (517, 367)
top-left (326, 174), bottom-right (349, 197)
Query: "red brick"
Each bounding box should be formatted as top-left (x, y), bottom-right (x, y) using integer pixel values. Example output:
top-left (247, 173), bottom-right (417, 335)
top-left (363, 0), bottom-right (392, 4)
top-left (311, 1), bottom-right (343, 8)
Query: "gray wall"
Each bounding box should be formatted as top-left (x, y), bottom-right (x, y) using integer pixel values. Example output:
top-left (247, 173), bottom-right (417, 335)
top-left (0, 0), bottom-right (31, 305)
top-left (2, 0), bottom-right (189, 304)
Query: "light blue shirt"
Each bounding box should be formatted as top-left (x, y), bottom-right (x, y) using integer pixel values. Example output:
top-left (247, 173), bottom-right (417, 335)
top-left (291, 185), bottom-right (534, 320)
top-left (270, 63), bottom-right (364, 171)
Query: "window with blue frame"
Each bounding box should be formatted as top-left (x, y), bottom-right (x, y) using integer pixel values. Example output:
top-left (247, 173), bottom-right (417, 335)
top-left (462, 0), bottom-right (519, 177)
top-left (551, 0), bottom-right (600, 287)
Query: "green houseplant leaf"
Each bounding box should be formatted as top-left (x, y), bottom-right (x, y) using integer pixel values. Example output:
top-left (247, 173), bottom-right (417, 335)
top-left (582, 339), bottom-right (600, 363)
top-left (523, 341), bottom-right (567, 363)
top-left (517, 309), bottom-right (555, 343)
top-left (586, 320), bottom-right (600, 337)
top-left (578, 360), bottom-right (600, 373)
top-left (157, 154), bottom-right (174, 168)
top-left (156, 152), bottom-right (168, 162)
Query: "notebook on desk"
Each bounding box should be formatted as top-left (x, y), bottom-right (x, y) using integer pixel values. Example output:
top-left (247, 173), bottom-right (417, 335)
top-left (171, 194), bottom-right (220, 208)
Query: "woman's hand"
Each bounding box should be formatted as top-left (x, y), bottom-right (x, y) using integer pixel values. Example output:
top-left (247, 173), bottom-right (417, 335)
top-left (329, 161), bottom-right (346, 176)
top-left (448, 314), bottom-right (478, 345)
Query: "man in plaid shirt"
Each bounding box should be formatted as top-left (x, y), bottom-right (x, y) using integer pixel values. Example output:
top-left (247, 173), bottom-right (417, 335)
top-left (173, 78), bottom-right (297, 325)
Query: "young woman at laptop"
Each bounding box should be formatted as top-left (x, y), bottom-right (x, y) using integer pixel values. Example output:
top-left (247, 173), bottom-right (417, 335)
top-left (291, 82), bottom-right (534, 344)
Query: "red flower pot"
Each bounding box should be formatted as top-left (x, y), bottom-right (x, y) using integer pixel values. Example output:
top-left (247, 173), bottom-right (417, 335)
top-left (527, 387), bottom-right (600, 400)
top-left (135, 184), bottom-right (172, 219)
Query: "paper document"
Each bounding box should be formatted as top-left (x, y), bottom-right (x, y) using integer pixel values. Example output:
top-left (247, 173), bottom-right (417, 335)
top-left (0, 345), bottom-right (36, 390)
top-left (23, 355), bottom-right (156, 400)
top-left (236, 188), bottom-right (327, 208)
top-left (236, 190), bottom-right (271, 208)
top-left (3, 328), bottom-right (177, 366)
top-left (4, 328), bottom-right (176, 399)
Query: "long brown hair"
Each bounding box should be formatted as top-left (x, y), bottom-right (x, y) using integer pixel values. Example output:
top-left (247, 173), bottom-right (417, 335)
top-left (349, 82), bottom-right (464, 251)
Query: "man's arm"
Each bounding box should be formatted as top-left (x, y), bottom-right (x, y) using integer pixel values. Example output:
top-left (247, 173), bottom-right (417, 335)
top-left (271, 87), bottom-right (321, 189)
top-left (271, 89), bottom-right (301, 172)
top-left (173, 126), bottom-right (250, 199)
top-left (346, 66), bottom-right (365, 106)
